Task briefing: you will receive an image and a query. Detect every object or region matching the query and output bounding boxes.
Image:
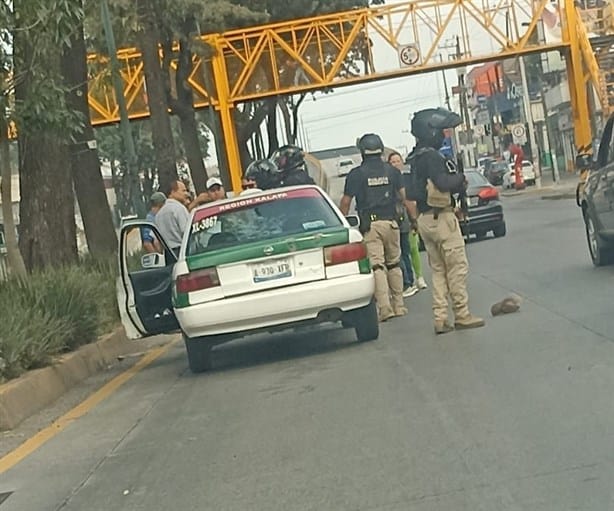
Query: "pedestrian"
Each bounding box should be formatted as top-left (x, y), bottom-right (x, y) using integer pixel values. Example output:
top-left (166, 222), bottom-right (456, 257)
top-left (340, 133), bottom-right (411, 322)
top-left (241, 171), bottom-right (259, 192)
top-left (406, 107), bottom-right (485, 334)
top-left (155, 180), bottom-right (208, 256)
top-left (141, 191), bottom-right (166, 253)
top-left (408, 225), bottom-right (428, 290)
top-left (206, 176), bottom-right (227, 202)
top-left (387, 151), bottom-right (418, 298)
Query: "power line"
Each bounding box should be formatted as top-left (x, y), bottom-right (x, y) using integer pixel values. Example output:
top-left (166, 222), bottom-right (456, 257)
top-left (302, 91), bottom-right (442, 124)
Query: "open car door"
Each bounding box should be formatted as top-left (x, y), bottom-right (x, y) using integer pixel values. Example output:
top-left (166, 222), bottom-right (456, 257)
top-left (117, 221), bottom-right (180, 339)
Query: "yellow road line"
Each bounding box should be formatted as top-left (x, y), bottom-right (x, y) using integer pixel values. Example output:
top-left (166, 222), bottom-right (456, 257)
top-left (0, 338), bottom-right (179, 475)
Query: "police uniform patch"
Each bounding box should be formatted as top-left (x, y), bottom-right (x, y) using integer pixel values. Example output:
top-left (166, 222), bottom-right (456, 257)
top-left (367, 176), bottom-right (390, 186)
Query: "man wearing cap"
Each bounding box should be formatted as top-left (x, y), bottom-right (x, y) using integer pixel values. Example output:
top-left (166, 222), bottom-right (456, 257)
top-left (142, 192), bottom-right (166, 253)
top-left (206, 176), bottom-right (227, 202)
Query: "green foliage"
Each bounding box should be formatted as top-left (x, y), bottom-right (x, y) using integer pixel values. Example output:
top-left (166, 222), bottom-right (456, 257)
top-left (244, 0), bottom-right (383, 23)
top-left (0, 259), bottom-right (120, 382)
top-left (0, 302), bottom-right (68, 381)
top-left (10, 0), bottom-right (86, 137)
top-left (15, 77), bottom-right (85, 135)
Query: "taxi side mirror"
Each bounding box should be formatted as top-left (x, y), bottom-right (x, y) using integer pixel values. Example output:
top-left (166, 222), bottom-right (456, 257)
top-left (575, 154), bottom-right (593, 170)
top-left (141, 252), bottom-right (166, 269)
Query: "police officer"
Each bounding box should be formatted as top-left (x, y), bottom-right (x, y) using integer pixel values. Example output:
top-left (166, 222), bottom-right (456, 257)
top-left (270, 145), bottom-right (316, 186)
top-left (244, 159), bottom-right (280, 190)
top-left (340, 133), bottom-right (410, 322)
top-left (406, 107), bottom-right (485, 334)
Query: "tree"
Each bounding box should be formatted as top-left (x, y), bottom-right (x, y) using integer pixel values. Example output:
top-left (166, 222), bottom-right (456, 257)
top-left (230, 0), bottom-right (385, 165)
top-left (91, 0), bottom-right (383, 189)
top-left (0, 4), bottom-right (26, 278)
top-left (136, 0), bottom-right (178, 195)
top-left (0, 117), bottom-right (26, 278)
top-left (61, 0), bottom-right (117, 257)
top-left (13, 0), bottom-right (84, 270)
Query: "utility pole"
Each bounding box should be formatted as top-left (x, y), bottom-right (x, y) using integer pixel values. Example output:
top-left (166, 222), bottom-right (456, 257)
top-left (519, 55), bottom-right (542, 187)
top-left (101, 0), bottom-right (143, 217)
top-left (455, 37), bottom-right (475, 168)
top-left (439, 55), bottom-right (452, 110)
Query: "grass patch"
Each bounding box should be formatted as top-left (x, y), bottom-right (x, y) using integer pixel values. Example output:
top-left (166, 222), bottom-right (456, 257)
top-left (0, 256), bottom-right (120, 382)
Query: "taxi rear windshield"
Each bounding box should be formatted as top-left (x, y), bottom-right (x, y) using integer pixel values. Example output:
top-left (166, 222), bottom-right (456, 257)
top-left (186, 189), bottom-right (343, 256)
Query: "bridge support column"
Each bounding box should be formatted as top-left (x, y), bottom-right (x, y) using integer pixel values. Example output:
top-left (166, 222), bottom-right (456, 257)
top-left (211, 36), bottom-right (243, 193)
top-left (564, 0), bottom-right (593, 162)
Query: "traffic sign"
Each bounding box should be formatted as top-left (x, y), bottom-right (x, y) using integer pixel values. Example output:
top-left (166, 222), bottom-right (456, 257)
top-left (512, 124), bottom-right (525, 138)
top-left (398, 44), bottom-right (420, 67)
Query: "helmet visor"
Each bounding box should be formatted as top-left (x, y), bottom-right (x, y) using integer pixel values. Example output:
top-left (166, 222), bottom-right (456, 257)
top-left (429, 109), bottom-right (462, 130)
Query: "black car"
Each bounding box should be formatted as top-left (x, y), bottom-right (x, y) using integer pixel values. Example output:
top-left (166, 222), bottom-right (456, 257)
top-left (485, 161), bottom-right (509, 186)
top-left (460, 170), bottom-right (506, 239)
top-left (418, 170), bottom-right (506, 250)
top-left (578, 114), bottom-right (614, 266)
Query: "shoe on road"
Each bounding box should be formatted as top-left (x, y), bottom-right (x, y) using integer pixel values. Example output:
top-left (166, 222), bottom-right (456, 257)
top-left (454, 315), bottom-right (486, 330)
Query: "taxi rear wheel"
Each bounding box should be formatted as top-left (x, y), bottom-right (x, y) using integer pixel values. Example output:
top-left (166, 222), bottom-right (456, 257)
top-left (183, 335), bottom-right (213, 373)
top-left (353, 300), bottom-right (379, 342)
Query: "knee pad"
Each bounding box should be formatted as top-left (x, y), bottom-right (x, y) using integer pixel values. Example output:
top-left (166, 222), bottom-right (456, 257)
top-left (386, 262), bottom-right (400, 271)
top-left (372, 264), bottom-right (386, 272)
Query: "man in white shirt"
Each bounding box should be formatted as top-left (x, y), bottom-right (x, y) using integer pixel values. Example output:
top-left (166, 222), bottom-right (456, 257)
top-left (155, 180), bottom-right (208, 254)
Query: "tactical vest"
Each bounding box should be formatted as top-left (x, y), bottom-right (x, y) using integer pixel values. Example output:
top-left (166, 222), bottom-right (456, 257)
top-left (409, 147), bottom-right (453, 210)
top-left (357, 159), bottom-right (397, 221)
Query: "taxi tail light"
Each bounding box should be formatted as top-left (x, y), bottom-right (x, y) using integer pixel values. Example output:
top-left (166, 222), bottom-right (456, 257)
top-left (478, 187), bottom-right (499, 201)
top-left (324, 243), bottom-right (367, 266)
top-left (176, 268), bottom-right (220, 293)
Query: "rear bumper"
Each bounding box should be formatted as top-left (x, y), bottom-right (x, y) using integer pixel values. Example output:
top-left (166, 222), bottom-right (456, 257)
top-left (463, 204), bottom-right (505, 235)
top-left (176, 274), bottom-right (375, 338)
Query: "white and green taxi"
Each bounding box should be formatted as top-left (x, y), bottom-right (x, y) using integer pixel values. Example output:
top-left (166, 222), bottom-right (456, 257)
top-left (117, 185), bottom-right (378, 373)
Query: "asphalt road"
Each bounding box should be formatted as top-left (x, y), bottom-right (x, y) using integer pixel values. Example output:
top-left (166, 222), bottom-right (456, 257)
top-left (3, 192), bottom-right (614, 511)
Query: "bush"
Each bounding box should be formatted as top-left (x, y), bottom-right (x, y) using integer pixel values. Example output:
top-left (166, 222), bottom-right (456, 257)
top-left (0, 303), bottom-right (67, 380)
top-left (0, 257), bottom-right (120, 382)
top-left (79, 255), bottom-right (120, 333)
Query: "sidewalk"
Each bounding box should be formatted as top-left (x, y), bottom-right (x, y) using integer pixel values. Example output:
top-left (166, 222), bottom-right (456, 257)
top-left (500, 169), bottom-right (578, 199)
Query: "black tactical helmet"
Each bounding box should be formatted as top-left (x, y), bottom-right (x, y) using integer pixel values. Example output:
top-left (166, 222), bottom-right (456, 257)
top-left (357, 133), bottom-right (384, 156)
top-left (410, 107), bottom-right (462, 148)
top-left (244, 159), bottom-right (280, 190)
top-left (270, 145), bottom-right (305, 173)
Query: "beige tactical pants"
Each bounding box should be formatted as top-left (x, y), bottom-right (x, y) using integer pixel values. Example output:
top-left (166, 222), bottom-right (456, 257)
top-left (417, 210), bottom-right (471, 323)
top-left (363, 220), bottom-right (404, 318)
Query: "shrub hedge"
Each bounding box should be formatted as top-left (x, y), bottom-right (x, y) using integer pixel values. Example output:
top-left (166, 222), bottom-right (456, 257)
top-left (0, 257), bottom-right (120, 382)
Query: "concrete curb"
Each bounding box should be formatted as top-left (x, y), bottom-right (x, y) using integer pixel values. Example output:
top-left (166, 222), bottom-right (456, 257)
top-left (0, 327), bottom-right (138, 431)
top-left (501, 183), bottom-right (577, 199)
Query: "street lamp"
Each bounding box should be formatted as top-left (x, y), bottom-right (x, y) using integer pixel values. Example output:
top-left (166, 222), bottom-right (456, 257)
top-left (518, 55), bottom-right (542, 186)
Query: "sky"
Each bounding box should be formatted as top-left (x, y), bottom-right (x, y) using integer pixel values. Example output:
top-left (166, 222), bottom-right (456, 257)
top-left (299, 72), bottom-right (451, 155)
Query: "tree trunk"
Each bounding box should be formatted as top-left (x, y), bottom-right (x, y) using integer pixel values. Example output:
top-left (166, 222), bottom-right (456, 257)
top-left (278, 98), bottom-right (293, 145)
top-left (175, 36), bottom-right (207, 193)
top-left (237, 102), bottom-right (269, 166)
top-left (266, 98), bottom-right (279, 155)
top-left (17, 132), bottom-right (78, 270)
top-left (61, 14), bottom-right (117, 257)
top-left (291, 94), bottom-right (307, 145)
top-left (137, 2), bottom-right (177, 195)
top-left (14, 24), bottom-right (77, 271)
top-left (0, 117), bottom-right (27, 278)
